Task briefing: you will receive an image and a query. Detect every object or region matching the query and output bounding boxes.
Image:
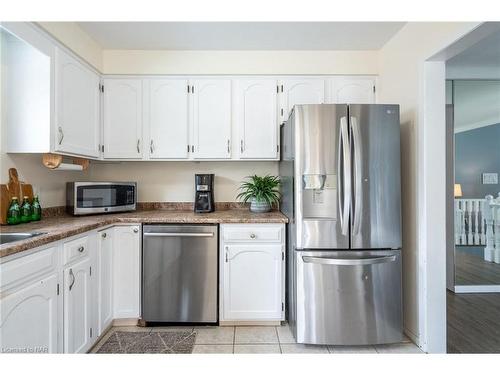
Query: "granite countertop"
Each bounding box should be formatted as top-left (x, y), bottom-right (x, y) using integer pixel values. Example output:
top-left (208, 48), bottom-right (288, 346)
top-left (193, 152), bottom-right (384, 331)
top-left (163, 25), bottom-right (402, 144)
top-left (0, 209), bottom-right (288, 259)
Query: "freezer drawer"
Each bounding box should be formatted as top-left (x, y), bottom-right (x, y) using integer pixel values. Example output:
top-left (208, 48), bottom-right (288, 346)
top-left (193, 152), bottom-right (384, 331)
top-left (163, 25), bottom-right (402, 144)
top-left (142, 225), bottom-right (218, 323)
top-left (294, 250), bottom-right (402, 345)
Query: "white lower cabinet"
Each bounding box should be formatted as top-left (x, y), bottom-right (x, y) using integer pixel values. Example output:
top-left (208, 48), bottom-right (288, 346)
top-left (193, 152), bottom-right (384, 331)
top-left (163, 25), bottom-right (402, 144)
top-left (0, 272), bottom-right (59, 353)
top-left (0, 224), bottom-right (141, 353)
top-left (220, 224), bottom-right (285, 322)
top-left (63, 256), bottom-right (93, 353)
top-left (112, 225), bottom-right (141, 319)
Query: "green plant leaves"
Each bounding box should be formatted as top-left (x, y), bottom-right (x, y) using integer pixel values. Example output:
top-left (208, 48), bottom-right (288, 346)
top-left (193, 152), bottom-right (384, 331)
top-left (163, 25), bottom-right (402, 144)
top-left (236, 175), bottom-right (281, 205)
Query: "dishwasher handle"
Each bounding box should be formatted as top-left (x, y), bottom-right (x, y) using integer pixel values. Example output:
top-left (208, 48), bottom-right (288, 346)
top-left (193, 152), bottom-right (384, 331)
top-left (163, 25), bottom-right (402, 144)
top-left (143, 232), bottom-right (214, 238)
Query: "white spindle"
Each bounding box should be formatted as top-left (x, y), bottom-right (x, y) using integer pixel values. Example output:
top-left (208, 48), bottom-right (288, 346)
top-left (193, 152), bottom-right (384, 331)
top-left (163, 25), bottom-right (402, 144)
top-left (467, 200), bottom-right (474, 245)
top-left (473, 200), bottom-right (480, 245)
top-left (480, 200), bottom-right (486, 245)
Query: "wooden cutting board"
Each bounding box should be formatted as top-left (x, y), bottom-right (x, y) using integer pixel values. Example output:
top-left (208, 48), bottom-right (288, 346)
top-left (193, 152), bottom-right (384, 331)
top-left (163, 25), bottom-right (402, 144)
top-left (0, 168), bottom-right (34, 225)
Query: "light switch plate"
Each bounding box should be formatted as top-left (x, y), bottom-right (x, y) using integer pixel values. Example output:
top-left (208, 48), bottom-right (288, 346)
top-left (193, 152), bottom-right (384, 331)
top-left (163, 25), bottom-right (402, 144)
top-left (482, 173), bottom-right (498, 184)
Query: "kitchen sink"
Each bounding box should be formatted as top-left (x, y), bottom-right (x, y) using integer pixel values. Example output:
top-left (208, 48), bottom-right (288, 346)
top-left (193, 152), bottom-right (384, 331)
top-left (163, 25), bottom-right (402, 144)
top-left (0, 232), bottom-right (47, 245)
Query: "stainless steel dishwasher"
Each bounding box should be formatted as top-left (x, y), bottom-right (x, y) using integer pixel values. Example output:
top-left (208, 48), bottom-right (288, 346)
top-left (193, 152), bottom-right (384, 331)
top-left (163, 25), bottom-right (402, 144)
top-left (142, 224), bottom-right (218, 323)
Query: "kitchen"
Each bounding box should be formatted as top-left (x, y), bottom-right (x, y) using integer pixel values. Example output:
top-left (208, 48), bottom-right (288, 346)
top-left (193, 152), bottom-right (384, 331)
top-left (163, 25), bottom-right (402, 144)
top-left (1, 5), bottom-right (497, 371)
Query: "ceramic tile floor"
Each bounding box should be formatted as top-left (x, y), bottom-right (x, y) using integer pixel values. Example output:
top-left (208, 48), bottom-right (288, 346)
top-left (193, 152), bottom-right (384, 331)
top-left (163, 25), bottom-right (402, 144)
top-left (90, 324), bottom-right (423, 354)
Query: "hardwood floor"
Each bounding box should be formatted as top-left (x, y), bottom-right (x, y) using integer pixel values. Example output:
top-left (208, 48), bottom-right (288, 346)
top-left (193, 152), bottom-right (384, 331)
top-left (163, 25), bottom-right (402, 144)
top-left (447, 291), bottom-right (500, 353)
top-left (455, 247), bottom-right (500, 285)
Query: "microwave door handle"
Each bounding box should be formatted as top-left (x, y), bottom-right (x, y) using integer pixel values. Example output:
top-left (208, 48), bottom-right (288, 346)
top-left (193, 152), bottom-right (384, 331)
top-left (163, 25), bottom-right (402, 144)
top-left (351, 116), bottom-right (363, 235)
top-left (302, 255), bottom-right (396, 266)
top-left (339, 116), bottom-right (351, 236)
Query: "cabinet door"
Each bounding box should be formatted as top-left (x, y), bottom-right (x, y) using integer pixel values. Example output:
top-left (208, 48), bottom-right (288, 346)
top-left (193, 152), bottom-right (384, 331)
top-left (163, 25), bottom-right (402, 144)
top-left (103, 79), bottom-right (143, 159)
top-left (98, 229), bottom-right (113, 335)
top-left (0, 273), bottom-right (59, 353)
top-left (113, 225), bottom-right (140, 319)
top-left (148, 79), bottom-right (189, 159)
top-left (235, 79), bottom-right (278, 159)
top-left (329, 76), bottom-right (376, 104)
top-left (55, 48), bottom-right (100, 158)
top-left (192, 79), bottom-right (232, 159)
top-left (64, 257), bottom-right (92, 353)
top-left (222, 244), bottom-right (283, 320)
top-left (280, 79), bottom-right (325, 122)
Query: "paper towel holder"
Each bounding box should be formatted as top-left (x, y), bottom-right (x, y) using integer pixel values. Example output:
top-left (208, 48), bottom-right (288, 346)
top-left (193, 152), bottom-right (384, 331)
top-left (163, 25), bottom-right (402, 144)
top-left (42, 153), bottom-right (89, 171)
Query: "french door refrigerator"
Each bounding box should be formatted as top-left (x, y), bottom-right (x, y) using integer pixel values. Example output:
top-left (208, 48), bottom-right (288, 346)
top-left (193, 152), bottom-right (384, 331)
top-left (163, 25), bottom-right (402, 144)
top-left (279, 104), bottom-right (402, 345)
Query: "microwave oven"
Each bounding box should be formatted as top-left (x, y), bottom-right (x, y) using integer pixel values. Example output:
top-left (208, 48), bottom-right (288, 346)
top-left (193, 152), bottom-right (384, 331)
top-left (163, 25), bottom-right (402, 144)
top-left (66, 182), bottom-right (137, 215)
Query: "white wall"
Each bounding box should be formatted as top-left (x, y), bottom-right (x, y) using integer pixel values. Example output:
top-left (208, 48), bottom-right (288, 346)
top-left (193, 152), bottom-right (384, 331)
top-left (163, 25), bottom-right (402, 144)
top-left (37, 22), bottom-right (102, 71)
top-left (102, 50), bottom-right (378, 75)
top-left (377, 22), bottom-right (480, 350)
top-left (89, 161), bottom-right (277, 202)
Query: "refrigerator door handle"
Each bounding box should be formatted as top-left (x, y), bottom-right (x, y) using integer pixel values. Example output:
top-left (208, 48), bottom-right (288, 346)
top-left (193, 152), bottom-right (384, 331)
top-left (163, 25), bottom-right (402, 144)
top-left (351, 116), bottom-right (363, 235)
top-left (339, 116), bottom-right (351, 236)
top-left (302, 255), bottom-right (397, 266)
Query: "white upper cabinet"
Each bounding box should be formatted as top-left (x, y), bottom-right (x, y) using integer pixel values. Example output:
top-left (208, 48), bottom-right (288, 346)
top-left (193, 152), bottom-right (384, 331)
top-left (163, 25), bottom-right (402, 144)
top-left (103, 79), bottom-right (143, 159)
top-left (280, 78), bottom-right (326, 121)
top-left (328, 76), bottom-right (376, 104)
top-left (147, 79), bottom-right (190, 159)
top-left (234, 79), bottom-right (279, 159)
top-left (191, 79), bottom-right (232, 159)
top-left (55, 48), bottom-right (100, 158)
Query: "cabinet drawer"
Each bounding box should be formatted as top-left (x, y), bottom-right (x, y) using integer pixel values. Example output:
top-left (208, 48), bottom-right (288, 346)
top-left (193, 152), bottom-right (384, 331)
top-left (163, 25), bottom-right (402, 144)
top-left (0, 246), bottom-right (58, 292)
top-left (222, 224), bottom-right (283, 243)
top-left (63, 235), bottom-right (90, 265)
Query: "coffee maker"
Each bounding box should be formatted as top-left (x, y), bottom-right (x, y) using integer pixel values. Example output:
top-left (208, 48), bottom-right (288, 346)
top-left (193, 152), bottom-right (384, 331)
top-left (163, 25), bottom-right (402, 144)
top-left (194, 174), bottom-right (215, 213)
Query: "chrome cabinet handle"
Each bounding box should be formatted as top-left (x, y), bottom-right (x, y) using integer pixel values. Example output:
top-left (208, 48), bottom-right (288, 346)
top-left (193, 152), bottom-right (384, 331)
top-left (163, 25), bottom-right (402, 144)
top-left (240, 140), bottom-right (244, 153)
top-left (227, 139), bottom-right (230, 153)
top-left (133, 228), bottom-right (139, 233)
top-left (351, 116), bottom-right (363, 235)
top-left (302, 255), bottom-right (396, 266)
top-left (250, 233), bottom-right (256, 239)
top-left (150, 140), bottom-right (154, 154)
top-left (77, 246), bottom-right (84, 253)
top-left (101, 232), bottom-right (107, 238)
top-left (58, 126), bottom-right (64, 145)
top-left (69, 269), bottom-right (75, 291)
top-left (137, 139), bottom-right (141, 153)
top-left (339, 117), bottom-right (351, 236)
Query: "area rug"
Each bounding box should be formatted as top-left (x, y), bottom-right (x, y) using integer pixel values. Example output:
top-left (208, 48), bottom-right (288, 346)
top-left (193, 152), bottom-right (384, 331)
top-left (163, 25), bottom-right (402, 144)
top-left (96, 330), bottom-right (196, 354)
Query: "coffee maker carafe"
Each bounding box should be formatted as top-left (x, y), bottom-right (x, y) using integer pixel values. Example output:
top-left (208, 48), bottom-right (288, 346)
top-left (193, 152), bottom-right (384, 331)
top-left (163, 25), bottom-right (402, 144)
top-left (194, 174), bottom-right (215, 213)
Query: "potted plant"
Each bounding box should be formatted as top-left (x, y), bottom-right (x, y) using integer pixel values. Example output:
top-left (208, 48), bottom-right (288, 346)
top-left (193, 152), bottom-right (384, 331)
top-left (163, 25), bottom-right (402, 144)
top-left (237, 175), bottom-right (281, 213)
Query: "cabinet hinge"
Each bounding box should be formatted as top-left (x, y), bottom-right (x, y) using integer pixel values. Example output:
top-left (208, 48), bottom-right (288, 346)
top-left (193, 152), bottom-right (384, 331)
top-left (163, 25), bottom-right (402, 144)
top-left (101, 145), bottom-right (104, 153)
top-left (277, 145), bottom-right (280, 153)
top-left (187, 85), bottom-right (190, 93)
top-left (57, 283), bottom-right (60, 296)
top-left (281, 108), bottom-right (284, 116)
top-left (90, 328), bottom-right (93, 338)
top-left (276, 85), bottom-right (279, 93)
top-left (281, 85), bottom-right (284, 92)
top-left (282, 302), bottom-right (284, 311)
top-left (192, 85), bottom-right (195, 93)
top-left (99, 84), bottom-right (104, 93)
top-left (373, 85), bottom-right (376, 93)
top-left (89, 266), bottom-right (92, 276)
top-left (187, 144), bottom-right (190, 153)
top-left (282, 251), bottom-right (284, 261)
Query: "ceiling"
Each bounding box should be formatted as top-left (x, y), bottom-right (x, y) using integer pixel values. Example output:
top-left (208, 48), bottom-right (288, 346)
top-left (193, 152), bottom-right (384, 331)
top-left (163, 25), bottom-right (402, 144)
top-left (447, 29), bottom-right (500, 74)
top-left (77, 22), bottom-right (405, 50)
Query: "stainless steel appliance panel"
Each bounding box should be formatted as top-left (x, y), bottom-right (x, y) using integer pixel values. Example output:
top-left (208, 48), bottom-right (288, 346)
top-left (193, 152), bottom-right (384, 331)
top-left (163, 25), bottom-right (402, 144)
top-left (294, 104), bottom-right (349, 249)
top-left (348, 104), bottom-right (402, 249)
top-left (294, 250), bottom-right (402, 345)
top-left (142, 225), bottom-right (218, 323)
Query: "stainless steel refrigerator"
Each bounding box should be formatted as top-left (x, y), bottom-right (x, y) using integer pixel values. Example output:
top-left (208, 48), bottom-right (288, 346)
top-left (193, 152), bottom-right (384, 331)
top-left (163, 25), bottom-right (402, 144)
top-left (279, 104), bottom-right (403, 345)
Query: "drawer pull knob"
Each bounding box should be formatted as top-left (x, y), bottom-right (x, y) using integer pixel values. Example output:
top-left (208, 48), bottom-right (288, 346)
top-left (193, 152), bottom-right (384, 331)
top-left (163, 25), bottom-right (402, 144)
top-left (250, 233), bottom-right (256, 239)
top-left (78, 246), bottom-right (84, 252)
top-left (133, 228), bottom-right (139, 233)
top-left (102, 233), bottom-right (107, 238)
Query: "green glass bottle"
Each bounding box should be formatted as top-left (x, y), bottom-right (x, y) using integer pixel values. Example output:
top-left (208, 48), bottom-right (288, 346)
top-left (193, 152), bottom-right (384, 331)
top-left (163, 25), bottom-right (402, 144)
top-left (31, 195), bottom-right (42, 221)
top-left (20, 196), bottom-right (32, 223)
top-left (7, 197), bottom-right (21, 225)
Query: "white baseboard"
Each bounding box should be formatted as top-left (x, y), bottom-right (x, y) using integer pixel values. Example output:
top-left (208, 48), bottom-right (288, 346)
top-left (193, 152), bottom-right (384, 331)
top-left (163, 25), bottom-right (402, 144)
top-left (454, 285), bottom-right (500, 293)
top-left (404, 327), bottom-right (421, 349)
